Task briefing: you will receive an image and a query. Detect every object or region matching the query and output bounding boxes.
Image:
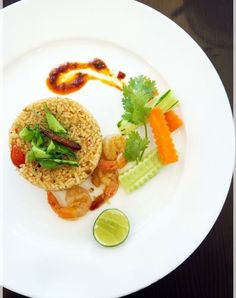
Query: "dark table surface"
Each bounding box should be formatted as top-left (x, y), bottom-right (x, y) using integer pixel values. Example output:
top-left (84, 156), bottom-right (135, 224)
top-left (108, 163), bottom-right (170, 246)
top-left (2, 0), bottom-right (233, 297)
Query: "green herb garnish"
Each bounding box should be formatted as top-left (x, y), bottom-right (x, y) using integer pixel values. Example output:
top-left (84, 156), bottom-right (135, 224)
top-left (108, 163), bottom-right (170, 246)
top-left (19, 125), bottom-right (44, 147)
top-left (45, 106), bottom-right (67, 134)
top-left (39, 159), bottom-right (79, 168)
top-left (46, 140), bottom-right (56, 154)
top-left (31, 124), bottom-right (44, 147)
top-left (54, 142), bottom-right (76, 159)
top-left (124, 131), bottom-right (149, 163)
top-left (18, 107), bottom-right (80, 168)
top-left (31, 146), bottom-right (51, 159)
top-left (19, 127), bottom-right (35, 142)
top-left (121, 75), bottom-right (156, 125)
top-left (118, 75), bottom-right (156, 161)
top-left (26, 150), bottom-right (36, 162)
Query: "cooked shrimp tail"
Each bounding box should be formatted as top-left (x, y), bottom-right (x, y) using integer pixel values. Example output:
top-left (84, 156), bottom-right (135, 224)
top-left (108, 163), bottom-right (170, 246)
top-left (47, 186), bottom-right (91, 220)
top-left (104, 172), bottom-right (119, 198)
top-left (90, 171), bottom-right (119, 210)
top-left (117, 155), bottom-right (127, 169)
top-left (90, 194), bottom-right (105, 210)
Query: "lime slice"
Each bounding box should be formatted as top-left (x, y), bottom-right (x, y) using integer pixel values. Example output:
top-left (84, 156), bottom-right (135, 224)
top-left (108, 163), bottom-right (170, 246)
top-left (93, 209), bottom-right (130, 247)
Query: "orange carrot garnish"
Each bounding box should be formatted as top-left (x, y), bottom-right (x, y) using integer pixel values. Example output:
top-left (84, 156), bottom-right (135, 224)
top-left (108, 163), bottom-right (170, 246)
top-left (164, 110), bottom-right (183, 132)
top-left (148, 107), bottom-right (178, 164)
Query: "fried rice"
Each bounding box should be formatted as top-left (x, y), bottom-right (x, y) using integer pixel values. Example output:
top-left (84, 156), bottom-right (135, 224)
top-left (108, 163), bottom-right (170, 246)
top-left (9, 97), bottom-right (102, 191)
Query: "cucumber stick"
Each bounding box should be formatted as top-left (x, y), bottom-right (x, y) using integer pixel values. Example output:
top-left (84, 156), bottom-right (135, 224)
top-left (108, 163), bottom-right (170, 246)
top-left (146, 89), bottom-right (179, 111)
top-left (117, 120), bottom-right (137, 135)
top-left (119, 149), bottom-right (163, 192)
top-left (155, 90), bottom-right (179, 111)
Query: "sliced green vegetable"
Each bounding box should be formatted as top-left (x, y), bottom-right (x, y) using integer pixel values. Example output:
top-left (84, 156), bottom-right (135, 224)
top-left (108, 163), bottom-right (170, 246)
top-left (41, 136), bottom-right (77, 160)
top-left (45, 106), bottom-right (67, 134)
top-left (26, 150), bottom-right (36, 162)
top-left (33, 125), bottom-right (44, 147)
top-left (19, 127), bottom-right (35, 142)
top-left (39, 158), bottom-right (79, 168)
top-left (38, 159), bottom-right (60, 168)
top-left (54, 142), bottom-right (76, 159)
top-left (19, 125), bottom-right (44, 147)
top-left (117, 120), bottom-right (137, 135)
top-left (30, 125), bottom-right (44, 147)
top-left (124, 131), bottom-right (149, 163)
top-left (146, 89), bottom-right (179, 112)
top-left (31, 146), bottom-right (51, 159)
top-left (19, 109), bottom-right (78, 168)
top-left (119, 149), bottom-right (163, 192)
top-left (51, 159), bottom-right (79, 166)
top-left (47, 140), bottom-right (56, 154)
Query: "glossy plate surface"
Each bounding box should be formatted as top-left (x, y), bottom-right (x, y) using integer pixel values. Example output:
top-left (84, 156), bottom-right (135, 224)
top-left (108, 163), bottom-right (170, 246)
top-left (2, 0), bottom-right (234, 297)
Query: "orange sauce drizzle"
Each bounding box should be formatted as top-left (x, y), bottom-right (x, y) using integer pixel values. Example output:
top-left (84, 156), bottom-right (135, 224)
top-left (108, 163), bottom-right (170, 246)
top-left (46, 58), bottom-right (124, 94)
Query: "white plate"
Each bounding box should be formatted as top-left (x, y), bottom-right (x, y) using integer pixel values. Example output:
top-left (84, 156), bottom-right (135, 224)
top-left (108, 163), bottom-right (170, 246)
top-left (2, 0), bottom-right (235, 297)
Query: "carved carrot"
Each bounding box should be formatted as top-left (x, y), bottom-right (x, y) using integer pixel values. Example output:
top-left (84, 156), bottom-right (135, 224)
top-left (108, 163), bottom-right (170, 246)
top-left (148, 107), bottom-right (178, 164)
top-left (164, 110), bottom-right (183, 132)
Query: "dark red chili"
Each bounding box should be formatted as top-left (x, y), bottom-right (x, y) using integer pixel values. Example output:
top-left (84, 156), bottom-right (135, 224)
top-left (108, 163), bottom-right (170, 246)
top-left (117, 71), bottom-right (126, 80)
top-left (41, 128), bottom-right (81, 151)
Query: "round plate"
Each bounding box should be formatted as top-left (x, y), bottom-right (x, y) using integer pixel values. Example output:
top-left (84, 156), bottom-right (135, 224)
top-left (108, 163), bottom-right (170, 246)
top-left (2, 0), bottom-right (234, 297)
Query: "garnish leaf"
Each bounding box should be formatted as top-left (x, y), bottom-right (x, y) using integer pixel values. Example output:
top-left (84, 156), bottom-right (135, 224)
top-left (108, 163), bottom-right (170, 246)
top-left (26, 150), bottom-right (36, 162)
top-left (54, 142), bottom-right (77, 159)
top-left (19, 127), bottom-right (35, 142)
top-left (39, 159), bottom-right (79, 168)
top-left (38, 159), bottom-right (60, 169)
top-left (121, 75), bottom-right (156, 125)
top-left (45, 106), bottom-right (67, 134)
top-left (32, 124), bottom-right (44, 147)
top-left (124, 131), bottom-right (149, 162)
top-left (47, 140), bottom-right (56, 154)
top-left (31, 146), bottom-right (51, 159)
top-left (19, 125), bottom-right (44, 147)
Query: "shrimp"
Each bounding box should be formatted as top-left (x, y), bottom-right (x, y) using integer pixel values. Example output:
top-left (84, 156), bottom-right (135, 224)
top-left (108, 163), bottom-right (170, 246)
top-left (47, 185), bottom-right (91, 220)
top-left (90, 134), bottom-right (126, 210)
top-left (103, 171), bottom-right (119, 197)
top-left (102, 135), bottom-right (126, 161)
top-left (90, 171), bottom-right (119, 210)
top-left (98, 154), bottom-right (127, 172)
top-left (91, 135), bottom-right (127, 185)
top-left (91, 167), bottom-right (101, 187)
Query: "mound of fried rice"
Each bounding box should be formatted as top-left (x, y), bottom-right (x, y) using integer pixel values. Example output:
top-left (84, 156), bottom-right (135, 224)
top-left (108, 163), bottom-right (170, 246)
top-left (9, 98), bottom-right (102, 191)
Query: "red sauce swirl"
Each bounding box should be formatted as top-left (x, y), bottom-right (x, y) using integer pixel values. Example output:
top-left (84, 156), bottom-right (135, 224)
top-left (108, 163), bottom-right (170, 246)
top-left (46, 58), bottom-right (124, 94)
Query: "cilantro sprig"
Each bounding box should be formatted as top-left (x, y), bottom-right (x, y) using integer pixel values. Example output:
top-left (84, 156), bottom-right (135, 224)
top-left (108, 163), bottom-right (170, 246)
top-left (124, 131), bottom-right (149, 163)
top-left (120, 75), bottom-right (157, 163)
top-left (122, 75), bottom-right (156, 125)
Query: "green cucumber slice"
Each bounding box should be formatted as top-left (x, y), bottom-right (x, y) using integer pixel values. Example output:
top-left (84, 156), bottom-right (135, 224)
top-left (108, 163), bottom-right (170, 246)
top-left (119, 149), bottom-right (163, 192)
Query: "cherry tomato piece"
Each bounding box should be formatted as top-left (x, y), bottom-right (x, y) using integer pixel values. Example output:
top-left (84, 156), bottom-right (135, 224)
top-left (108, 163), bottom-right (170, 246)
top-left (11, 145), bottom-right (25, 167)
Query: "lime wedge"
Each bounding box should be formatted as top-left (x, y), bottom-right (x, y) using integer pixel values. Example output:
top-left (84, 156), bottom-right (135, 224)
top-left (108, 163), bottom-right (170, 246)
top-left (93, 209), bottom-right (130, 247)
